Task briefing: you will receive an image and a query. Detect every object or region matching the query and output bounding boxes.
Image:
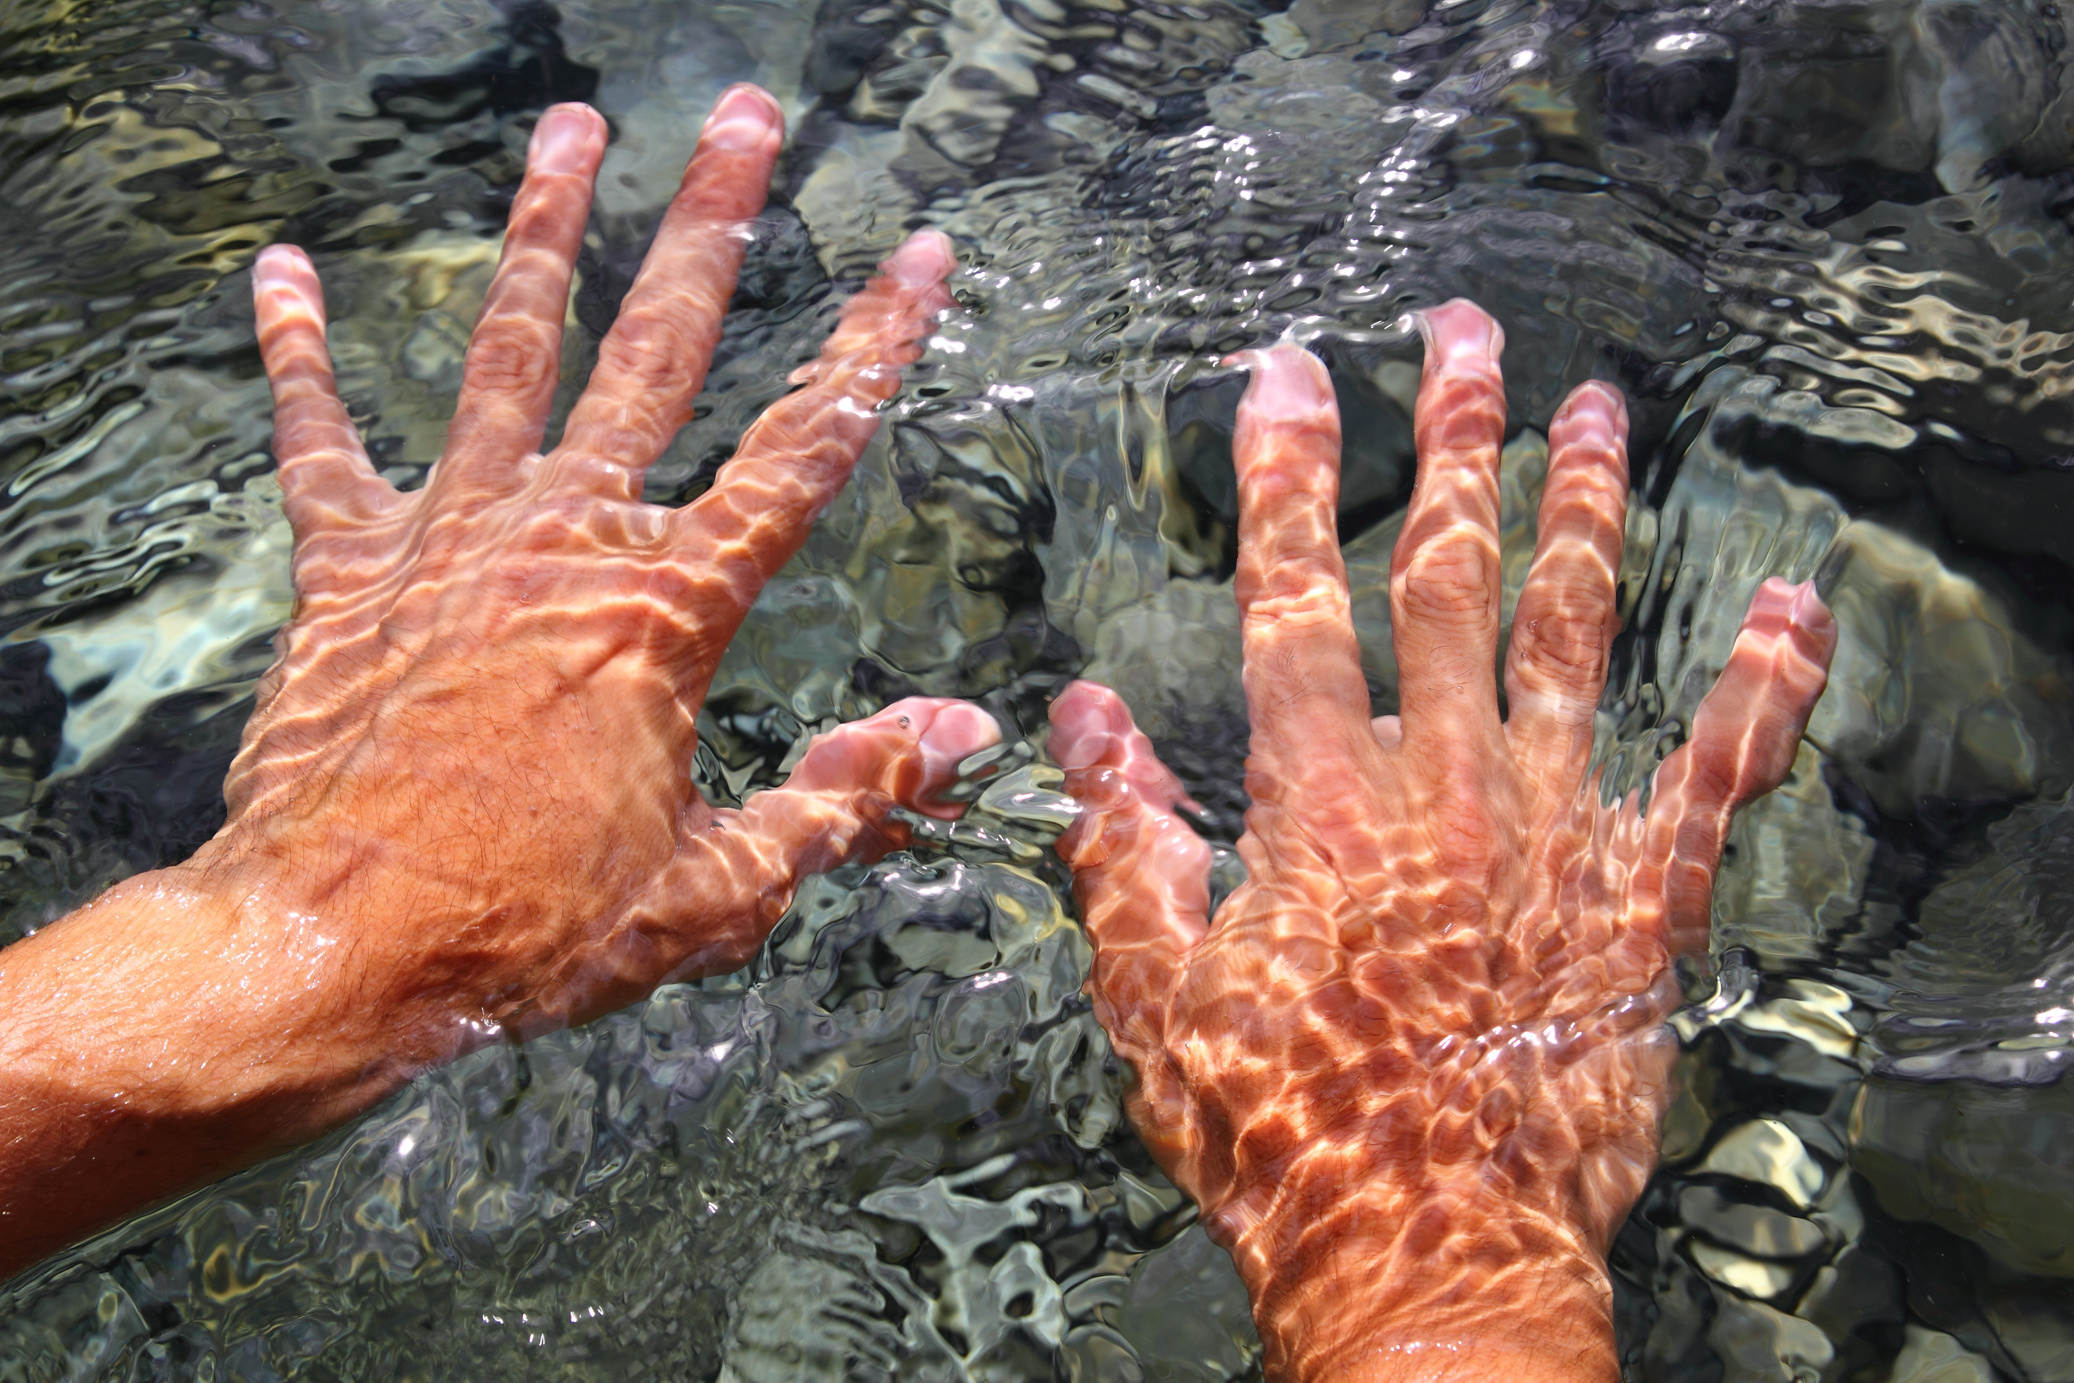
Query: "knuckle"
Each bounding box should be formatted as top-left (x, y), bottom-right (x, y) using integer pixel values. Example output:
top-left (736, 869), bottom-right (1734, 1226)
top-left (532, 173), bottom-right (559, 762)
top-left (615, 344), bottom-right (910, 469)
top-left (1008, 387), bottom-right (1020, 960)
top-left (1669, 741), bottom-right (1741, 810)
top-left (464, 313), bottom-right (560, 397)
top-left (506, 186), bottom-right (584, 240)
top-left (600, 302), bottom-right (711, 386)
top-left (1513, 599), bottom-right (1608, 678)
top-left (1544, 481), bottom-right (1625, 536)
top-left (1416, 375), bottom-right (1504, 445)
top-left (1397, 538), bottom-right (1495, 622)
top-left (518, 493), bottom-right (592, 544)
top-left (1241, 570), bottom-right (1349, 628)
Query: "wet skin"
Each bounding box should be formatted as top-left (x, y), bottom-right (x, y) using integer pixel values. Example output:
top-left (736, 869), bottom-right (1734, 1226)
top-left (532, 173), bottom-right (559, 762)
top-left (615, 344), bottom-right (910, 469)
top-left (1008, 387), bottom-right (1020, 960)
top-left (0, 84), bottom-right (1833, 1380)
top-left (0, 88), bottom-right (999, 1280)
top-left (1050, 318), bottom-right (1837, 1383)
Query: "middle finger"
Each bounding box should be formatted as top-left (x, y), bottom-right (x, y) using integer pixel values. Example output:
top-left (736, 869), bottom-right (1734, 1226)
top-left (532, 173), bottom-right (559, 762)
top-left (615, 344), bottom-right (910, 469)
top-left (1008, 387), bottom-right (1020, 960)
top-left (1392, 299), bottom-right (1510, 780)
top-left (553, 83), bottom-right (785, 497)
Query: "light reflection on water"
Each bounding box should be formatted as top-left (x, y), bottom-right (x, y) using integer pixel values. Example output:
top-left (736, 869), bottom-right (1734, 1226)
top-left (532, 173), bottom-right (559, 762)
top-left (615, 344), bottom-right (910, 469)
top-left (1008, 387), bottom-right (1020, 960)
top-left (5, 0), bottom-right (2074, 1377)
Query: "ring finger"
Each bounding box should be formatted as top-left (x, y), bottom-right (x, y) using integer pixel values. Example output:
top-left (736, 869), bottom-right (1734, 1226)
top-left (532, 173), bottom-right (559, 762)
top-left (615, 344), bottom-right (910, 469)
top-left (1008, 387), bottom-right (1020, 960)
top-left (1503, 380), bottom-right (1629, 806)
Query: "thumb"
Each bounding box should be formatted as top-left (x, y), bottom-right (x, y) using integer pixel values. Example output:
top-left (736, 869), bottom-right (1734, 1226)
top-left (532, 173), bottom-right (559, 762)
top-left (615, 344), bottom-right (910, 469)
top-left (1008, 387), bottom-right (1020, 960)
top-left (647, 698), bottom-right (1003, 975)
top-left (1049, 680), bottom-right (1210, 1097)
top-left (774, 696), bottom-right (1001, 821)
top-left (1632, 578), bottom-right (1836, 955)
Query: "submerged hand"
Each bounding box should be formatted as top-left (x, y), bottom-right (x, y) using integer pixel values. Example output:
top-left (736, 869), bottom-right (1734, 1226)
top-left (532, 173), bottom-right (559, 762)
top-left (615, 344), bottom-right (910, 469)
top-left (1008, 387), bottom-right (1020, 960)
top-left (1049, 305), bottom-right (1836, 1383)
top-left (210, 89), bottom-right (995, 1051)
top-left (0, 86), bottom-right (995, 1277)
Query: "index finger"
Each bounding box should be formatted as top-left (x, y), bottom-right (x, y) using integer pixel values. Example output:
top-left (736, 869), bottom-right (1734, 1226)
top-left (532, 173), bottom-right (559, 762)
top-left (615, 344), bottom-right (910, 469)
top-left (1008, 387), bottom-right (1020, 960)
top-left (666, 231), bottom-right (955, 652)
top-left (1230, 346), bottom-right (1378, 796)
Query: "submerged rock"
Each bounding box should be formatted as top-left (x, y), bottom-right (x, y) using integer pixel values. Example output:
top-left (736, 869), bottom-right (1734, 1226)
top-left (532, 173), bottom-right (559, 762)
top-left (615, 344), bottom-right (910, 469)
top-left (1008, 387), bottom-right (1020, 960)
top-left (10, 0), bottom-right (2074, 1379)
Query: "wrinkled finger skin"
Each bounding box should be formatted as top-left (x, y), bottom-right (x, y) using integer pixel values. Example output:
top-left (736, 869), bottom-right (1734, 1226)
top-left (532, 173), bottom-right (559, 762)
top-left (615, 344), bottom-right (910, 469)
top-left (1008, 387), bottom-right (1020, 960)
top-left (1053, 308), bottom-right (1837, 1383)
top-left (212, 92), bottom-right (993, 1083)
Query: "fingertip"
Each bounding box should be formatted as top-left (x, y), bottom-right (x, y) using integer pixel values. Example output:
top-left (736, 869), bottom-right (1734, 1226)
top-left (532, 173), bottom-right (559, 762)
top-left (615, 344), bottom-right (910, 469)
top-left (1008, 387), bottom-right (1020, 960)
top-left (703, 82), bottom-right (784, 154)
top-left (917, 699), bottom-right (1002, 781)
top-left (886, 228), bottom-right (957, 290)
top-left (1786, 577), bottom-right (1838, 635)
top-left (1748, 577), bottom-right (1839, 660)
top-left (528, 102), bottom-right (608, 175)
top-left (253, 244), bottom-right (314, 289)
top-left (1049, 680), bottom-right (1129, 770)
top-left (252, 247), bottom-right (327, 343)
top-left (1234, 344), bottom-right (1334, 425)
top-left (1553, 378), bottom-right (1629, 443)
top-left (1413, 298), bottom-right (1505, 373)
top-left (1053, 684), bottom-right (1119, 779)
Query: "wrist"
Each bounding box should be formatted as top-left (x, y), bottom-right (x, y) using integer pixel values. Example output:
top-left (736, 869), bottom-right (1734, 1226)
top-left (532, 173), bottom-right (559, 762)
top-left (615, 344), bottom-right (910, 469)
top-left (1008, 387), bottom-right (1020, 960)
top-left (0, 860), bottom-right (418, 1276)
top-left (1216, 1185), bottom-right (1617, 1383)
top-left (188, 809), bottom-right (530, 1060)
top-left (3, 862), bottom-right (390, 1135)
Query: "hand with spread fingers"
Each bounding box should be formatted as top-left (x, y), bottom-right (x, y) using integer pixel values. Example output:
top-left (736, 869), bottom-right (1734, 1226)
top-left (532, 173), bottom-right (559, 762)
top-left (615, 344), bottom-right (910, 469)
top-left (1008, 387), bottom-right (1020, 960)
top-left (1049, 304), bottom-right (1837, 1383)
top-left (0, 86), bottom-right (996, 1279)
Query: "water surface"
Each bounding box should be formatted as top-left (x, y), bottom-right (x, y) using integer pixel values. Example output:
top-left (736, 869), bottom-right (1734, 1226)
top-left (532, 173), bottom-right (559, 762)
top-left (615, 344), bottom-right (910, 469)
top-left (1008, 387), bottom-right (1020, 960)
top-left (5, 0), bottom-right (2074, 1378)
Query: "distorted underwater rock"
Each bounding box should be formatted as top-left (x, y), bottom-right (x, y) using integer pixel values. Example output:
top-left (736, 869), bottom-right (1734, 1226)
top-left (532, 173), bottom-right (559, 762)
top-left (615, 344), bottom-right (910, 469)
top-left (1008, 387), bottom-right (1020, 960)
top-left (10, 0), bottom-right (2074, 1377)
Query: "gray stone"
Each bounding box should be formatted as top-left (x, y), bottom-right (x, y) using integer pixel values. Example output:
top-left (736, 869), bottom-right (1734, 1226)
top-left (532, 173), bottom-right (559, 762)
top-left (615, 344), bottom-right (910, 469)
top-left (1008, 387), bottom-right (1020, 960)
top-left (1682, 1186), bottom-right (1831, 1260)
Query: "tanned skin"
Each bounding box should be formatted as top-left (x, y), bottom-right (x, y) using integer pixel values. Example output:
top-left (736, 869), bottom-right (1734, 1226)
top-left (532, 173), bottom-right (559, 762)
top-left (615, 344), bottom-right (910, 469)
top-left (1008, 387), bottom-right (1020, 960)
top-left (0, 85), bottom-right (1836, 1383)
top-left (0, 89), bottom-right (999, 1280)
top-left (1050, 316), bottom-right (1836, 1383)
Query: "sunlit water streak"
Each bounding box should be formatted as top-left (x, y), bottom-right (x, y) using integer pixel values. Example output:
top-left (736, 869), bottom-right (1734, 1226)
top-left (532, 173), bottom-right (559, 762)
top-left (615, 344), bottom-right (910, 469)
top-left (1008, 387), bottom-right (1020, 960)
top-left (4, 0), bottom-right (2074, 1377)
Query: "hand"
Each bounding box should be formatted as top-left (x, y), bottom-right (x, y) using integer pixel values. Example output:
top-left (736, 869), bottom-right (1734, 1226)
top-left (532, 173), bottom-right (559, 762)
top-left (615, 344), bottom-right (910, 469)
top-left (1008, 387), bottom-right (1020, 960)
top-left (0, 86), bottom-right (997, 1278)
top-left (1048, 304), bottom-right (1837, 1383)
top-left (213, 87), bottom-right (1001, 1054)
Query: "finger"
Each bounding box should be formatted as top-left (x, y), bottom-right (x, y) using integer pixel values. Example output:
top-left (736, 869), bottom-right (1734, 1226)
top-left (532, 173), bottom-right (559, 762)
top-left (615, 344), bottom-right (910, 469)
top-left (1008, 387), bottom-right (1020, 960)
top-left (432, 103), bottom-right (607, 494)
top-left (667, 230), bottom-right (955, 645)
top-left (252, 246), bottom-right (395, 539)
top-left (1503, 381), bottom-right (1630, 799)
top-left (1229, 345), bottom-right (1378, 793)
top-left (1634, 579), bottom-right (1837, 953)
top-left (1393, 299), bottom-right (1509, 778)
top-left (553, 83), bottom-right (785, 494)
top-left (618, 698), bottom-right (1003, 986)
top-left (1049, 681), bottom-right (1211, 1079)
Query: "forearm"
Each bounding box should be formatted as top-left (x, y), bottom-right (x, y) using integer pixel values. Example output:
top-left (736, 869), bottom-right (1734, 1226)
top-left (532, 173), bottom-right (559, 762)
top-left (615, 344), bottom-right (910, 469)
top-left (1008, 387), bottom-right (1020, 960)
top-left (0, 861), bottom-right (409, 1282)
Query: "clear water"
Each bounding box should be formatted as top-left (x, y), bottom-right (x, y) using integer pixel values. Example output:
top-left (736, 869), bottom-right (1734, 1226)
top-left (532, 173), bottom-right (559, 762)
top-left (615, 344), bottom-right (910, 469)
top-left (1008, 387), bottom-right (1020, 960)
top-left (5, 0), bottom-right (2074, 1377)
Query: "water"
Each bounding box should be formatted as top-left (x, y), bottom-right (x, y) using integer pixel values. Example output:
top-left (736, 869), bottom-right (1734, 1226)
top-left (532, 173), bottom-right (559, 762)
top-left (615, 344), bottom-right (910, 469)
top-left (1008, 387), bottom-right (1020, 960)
top-left (4, 0), bottom-right (2074, 1377)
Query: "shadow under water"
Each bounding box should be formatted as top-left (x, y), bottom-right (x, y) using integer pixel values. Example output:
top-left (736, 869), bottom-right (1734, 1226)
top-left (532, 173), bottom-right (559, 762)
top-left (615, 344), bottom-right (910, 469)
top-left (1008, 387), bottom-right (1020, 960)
top-left (6, 0), bottom-right (2074, 1378)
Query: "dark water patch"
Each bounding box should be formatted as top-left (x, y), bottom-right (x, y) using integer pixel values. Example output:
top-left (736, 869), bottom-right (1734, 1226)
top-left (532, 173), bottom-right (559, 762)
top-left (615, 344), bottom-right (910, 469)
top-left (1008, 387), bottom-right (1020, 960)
top-left (9, 0), bottom-right (2074, 1378)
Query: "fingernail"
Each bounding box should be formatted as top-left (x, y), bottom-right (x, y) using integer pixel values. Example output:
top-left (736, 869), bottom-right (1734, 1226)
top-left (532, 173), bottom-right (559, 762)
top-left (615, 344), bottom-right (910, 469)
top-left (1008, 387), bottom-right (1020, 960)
top-left (253, 244), bottom-right (305, 286)
top-left (529, 103), bottom-right (599, 175)
top-left (887, 229), bottom-right (955, 289)
top-left (1562, 379), bottom-right (1627, 426)
top-left (1050, 724), bottom-right (1107, 771)
top-left (1553, 379), bottom-right (1629, 450)
top-left (1413, 298), bottom-right (1505, 371)
top-left (1787, 580), bottom-right (1835, 633)
top-left (1239, 345), bottom-right (1332, 421)
top-left (703, 83), bottom-right (782, 153)
top-left (919, 702), bottom-right (1002, 779)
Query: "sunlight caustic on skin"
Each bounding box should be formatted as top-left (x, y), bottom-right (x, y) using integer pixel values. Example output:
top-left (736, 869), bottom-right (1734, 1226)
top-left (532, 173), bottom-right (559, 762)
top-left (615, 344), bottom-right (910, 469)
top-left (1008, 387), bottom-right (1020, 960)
top-left (0, 86), bottom-right (1001, 1281)
top-left (1050, 305), bottom-right (1838, 1383)
top-left (224, 93), bottom-right (998, 1048)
